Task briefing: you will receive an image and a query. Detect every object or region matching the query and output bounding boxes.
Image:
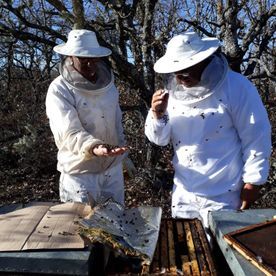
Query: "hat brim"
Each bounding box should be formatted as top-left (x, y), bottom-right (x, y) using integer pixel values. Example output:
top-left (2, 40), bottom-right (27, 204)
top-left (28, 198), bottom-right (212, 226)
top-left (53, 43), bottom-right (112, 57)
top-left (154, 38), bottom-right (220, 73)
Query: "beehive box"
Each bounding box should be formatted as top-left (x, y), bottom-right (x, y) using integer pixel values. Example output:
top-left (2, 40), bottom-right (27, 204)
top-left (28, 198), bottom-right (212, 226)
top-left (107, 218), bottom-right (217, 275)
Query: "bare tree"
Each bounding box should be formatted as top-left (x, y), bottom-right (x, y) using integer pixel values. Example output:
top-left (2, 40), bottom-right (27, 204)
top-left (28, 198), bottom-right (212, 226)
top-left (0, 0), bottom-right (274, 156)
top-left (0, 0), bottom-right (275, 107)
top-left (72, 0), bottom-right (85, 29)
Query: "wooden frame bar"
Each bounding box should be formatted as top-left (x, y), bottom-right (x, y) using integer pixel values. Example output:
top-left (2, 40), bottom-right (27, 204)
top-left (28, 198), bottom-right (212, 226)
top-left (141, 219), bottom-right (217, 275)
top-left (224, 219), bottom-right (276, 276)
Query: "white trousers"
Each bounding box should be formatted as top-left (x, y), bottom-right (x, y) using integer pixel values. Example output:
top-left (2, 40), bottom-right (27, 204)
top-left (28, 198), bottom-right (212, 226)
top-left (171, 185), bottom-right (241, 229)
top-left (59, 163), bottom-right (124, 205)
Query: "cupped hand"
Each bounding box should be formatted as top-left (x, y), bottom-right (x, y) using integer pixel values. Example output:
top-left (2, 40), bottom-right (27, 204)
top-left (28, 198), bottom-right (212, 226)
top-left (92, 144), bottom-right (129, 157)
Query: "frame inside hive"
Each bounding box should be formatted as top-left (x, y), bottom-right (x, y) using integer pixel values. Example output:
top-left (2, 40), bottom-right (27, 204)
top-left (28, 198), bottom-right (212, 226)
top-left (144, 218), bottom-right (217, 275)
top-left (106, 218), bottom-right (217, 275)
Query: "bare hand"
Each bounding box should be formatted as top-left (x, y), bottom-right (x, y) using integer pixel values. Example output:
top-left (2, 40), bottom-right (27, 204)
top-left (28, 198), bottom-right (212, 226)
top-left (151, 89), bottom-right (169, 119)
top-left (240, 183), bottom-right (261, 210)
top-left (91, 144), bottom-right (129, 157)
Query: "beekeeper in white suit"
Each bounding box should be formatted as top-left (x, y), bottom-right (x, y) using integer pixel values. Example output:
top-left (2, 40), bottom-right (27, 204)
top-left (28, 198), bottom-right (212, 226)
top-left (46, 29), bottom-right (136, 205)
top-left (145, 32), bottom-right (271, 229)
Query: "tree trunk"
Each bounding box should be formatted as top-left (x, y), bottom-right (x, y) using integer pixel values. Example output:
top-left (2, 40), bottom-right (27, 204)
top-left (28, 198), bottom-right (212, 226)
top-left (72, 0), bottom-right (85, 29)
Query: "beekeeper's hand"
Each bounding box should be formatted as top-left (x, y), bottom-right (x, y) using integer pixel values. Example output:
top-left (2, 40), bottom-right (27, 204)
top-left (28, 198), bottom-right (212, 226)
top-left (91, 144), bottom-right (128, 157)
top-left (151, 89), bottom-right (169, 119)
top-left (240, 183), bottom-right (261, 210)
top-left (123, 157), bottom-right (137, 178)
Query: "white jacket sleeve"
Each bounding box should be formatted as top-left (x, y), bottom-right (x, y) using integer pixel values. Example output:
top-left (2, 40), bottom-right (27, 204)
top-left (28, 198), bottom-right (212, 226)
top-left (144, 109), bottom-right (171, 146)
top-left (46, 82), bottom-right (103, 160)
top-left (228, 73), bottom-right (271, 185)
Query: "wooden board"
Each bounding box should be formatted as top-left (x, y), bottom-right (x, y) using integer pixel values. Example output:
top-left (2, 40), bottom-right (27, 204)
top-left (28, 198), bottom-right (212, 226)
top-left (0, 202), bottom-right (91, 252)
top-left (224, 218), bottom-right (276, 276)
top-left (0, 203), bottom-right (53, 251)
top-left (23, 202), bottom-right (91, 250)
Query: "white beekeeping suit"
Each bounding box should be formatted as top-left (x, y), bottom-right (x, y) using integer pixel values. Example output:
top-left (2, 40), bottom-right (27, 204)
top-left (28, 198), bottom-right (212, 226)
top-left (145, 32), bottom-right (271, 229)
top-left (46, 29), bottom-right (136, 205)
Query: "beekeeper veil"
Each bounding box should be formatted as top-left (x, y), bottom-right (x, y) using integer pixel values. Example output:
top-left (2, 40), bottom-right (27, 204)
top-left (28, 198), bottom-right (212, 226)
top-left (54, 29), bottom-right (113, 92)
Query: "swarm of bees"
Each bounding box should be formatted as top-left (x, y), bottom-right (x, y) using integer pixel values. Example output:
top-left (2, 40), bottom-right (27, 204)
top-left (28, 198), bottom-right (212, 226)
top-left (78, 227), bottom-right (147, 261)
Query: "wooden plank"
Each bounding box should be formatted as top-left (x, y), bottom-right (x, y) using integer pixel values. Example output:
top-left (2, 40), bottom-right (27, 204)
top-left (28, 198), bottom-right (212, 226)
top-left (0, 204), bottom-right (52, 251)
top-left (150, 230), bottom-right (160, 273)
top-left (194, 219), bottom-right (217, 275)
top-left (176, 220), bottom-right (185, 243)
top-left (176, 220), bottom-right (191, 274)
top-left (23, 202), bottom-right (91, 250)
top-left (184, 220), bottom-right (200, 276)
top-left (160, 220), bottom-right (169, 273)
top-left (167, 220), bottom-right (177, 275)
top-left (190, 220), bottom-right (209, 275)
